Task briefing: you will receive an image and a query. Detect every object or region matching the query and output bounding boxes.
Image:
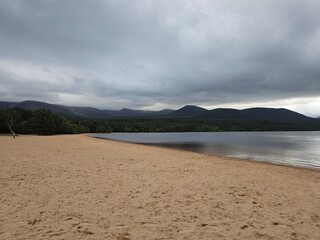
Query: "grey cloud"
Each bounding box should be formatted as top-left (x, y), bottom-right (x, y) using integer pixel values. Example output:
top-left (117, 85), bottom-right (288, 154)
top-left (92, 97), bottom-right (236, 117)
top-left (0, 0), bottom-right (320, 114)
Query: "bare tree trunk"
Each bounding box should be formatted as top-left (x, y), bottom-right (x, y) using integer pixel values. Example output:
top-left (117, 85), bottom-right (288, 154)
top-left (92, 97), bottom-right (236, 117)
top-left (7, 115), bottom-right (15, 138)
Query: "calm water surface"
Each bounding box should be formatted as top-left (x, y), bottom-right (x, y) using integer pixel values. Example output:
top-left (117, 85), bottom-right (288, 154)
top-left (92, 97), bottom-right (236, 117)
top-left (90, 132), bottom-right (320, 169)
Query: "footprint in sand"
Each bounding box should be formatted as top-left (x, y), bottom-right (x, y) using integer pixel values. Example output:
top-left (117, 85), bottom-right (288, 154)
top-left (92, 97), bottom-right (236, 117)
top-left (116, 232), bottom-right (131, 240)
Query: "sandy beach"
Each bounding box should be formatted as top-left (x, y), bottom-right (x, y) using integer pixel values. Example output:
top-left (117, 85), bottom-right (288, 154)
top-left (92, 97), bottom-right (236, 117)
top-left (0, 135), bottom-right (319, 239)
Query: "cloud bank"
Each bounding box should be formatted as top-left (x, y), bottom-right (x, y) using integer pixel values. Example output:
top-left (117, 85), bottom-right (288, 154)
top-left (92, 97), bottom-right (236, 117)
top-left (1, 0), bottom-right (320, 116)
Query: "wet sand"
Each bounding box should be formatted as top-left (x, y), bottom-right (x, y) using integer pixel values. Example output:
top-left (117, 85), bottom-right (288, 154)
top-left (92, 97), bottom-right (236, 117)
top-left (0, 134), bottom-right (319, 239)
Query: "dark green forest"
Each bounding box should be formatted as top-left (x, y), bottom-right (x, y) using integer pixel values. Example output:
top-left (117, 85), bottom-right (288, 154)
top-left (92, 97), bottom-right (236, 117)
top-left (1, 108), bottom-right (320, 135)
top-left (0, 108), bottom-right (88, 135)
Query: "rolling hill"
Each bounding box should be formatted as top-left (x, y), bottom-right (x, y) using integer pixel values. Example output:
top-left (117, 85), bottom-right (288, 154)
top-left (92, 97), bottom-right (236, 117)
top-left (168, 105), bottom-right (208, 117)
top-left (204, 107), bottom-right (315, 122)
top-left (1, 100), bottom-right (319, 123)
top-left (0, 100), bottom-right (173, 118)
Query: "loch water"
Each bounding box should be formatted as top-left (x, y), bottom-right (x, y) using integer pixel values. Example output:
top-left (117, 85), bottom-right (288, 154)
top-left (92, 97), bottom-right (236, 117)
top-left (90, 132), bottom-right (320, 169)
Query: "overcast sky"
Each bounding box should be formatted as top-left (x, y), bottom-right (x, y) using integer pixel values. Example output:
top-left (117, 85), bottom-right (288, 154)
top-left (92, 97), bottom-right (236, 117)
top-left (0, 0), bottom-right (320, 116)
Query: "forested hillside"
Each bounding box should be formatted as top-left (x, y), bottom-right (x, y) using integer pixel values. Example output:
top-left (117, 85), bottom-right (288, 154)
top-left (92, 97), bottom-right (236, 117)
top-left (0, 108), bottom-right (87, 135)
top-left (1, 107), bottom-right (320, 135)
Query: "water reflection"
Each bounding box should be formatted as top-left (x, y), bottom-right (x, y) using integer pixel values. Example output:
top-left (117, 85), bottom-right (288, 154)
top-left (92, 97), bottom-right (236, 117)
top-left (90, 132), bottom-right (320, 169)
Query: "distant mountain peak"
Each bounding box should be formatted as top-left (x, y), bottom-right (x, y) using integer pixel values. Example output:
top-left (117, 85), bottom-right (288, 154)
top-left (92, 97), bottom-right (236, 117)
top-left (168, 105), bottom-right (208, 116)
top-left (182, 104), bottom-right (207, 109)
top-left (119, 108), bottom-right (133, 112)
top-left (1, 100), bottom-right (319, 122)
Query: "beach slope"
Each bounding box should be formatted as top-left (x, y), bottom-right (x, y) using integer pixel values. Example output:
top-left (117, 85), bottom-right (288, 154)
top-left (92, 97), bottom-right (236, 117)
top-left (0, 135), bottom-right (319, 239)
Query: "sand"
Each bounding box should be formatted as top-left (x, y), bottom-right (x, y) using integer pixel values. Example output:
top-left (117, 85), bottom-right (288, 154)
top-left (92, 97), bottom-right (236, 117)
top-left (0, 134), bottom-right (319, 240)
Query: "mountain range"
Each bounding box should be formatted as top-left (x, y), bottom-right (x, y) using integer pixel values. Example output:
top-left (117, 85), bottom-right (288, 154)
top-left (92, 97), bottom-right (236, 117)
top-left (1, 100), bottom-right (319, 123)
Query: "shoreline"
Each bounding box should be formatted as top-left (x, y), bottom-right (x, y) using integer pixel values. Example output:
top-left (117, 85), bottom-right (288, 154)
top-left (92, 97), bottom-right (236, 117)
top-left (89, 134), bottom-right (320, 172)
top-left (1, 134), bottom-right (319, 239)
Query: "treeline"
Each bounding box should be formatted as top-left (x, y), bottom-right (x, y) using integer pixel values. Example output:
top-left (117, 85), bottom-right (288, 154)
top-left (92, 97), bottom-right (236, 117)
top-left (0, 108), bottom-right (88, 135)
top-left (1, 108), bottom-right (320, 136)
top-left (82, 118), bottom-right (220, 133)
top-left (82, 118), bottom-right (320, 133)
